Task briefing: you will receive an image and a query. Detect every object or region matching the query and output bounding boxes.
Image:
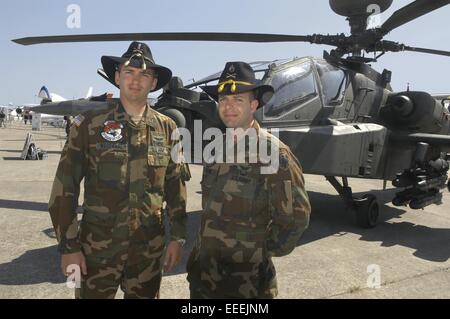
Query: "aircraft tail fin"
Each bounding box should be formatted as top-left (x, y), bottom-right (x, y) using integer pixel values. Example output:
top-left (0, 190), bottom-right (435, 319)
top-left (38, 86), bottom-right (51, 101)
top-left (85, 87), bottom-right (93, 99)
top-left (38, 86), bottom-right (67, 103)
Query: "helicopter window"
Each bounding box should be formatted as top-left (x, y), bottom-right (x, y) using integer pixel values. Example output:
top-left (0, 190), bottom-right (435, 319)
top-left (264, 61), bottom-right (316, 117)
top-left (315, 60), bottom-right (347, 106)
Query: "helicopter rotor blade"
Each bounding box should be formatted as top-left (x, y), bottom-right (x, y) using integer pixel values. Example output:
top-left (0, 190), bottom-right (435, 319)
top-left (380, 0), bottom-right (450, 35)
top-left (12, 32), bottom-right (312, 46)
top-left (372, 40), bottom-right (450, 58)
top-left (402, 45), bottom-right (450, 57)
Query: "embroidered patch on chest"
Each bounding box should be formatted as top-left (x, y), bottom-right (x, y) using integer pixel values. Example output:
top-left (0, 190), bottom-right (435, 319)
top-left (101, 121), bottom-right (123, 142)
top-left (151, 135), bottom-right (165, 147)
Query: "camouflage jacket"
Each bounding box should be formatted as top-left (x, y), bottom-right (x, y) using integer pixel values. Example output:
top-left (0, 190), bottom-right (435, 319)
top-left (187, 121), bottom-right (311, 298)
top-left (49, 101), bottom-right (188, 255)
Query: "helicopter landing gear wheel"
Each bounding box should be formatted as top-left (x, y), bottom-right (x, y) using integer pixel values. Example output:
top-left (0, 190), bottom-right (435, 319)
top-left (325, 176), bottom-right (381, 228)
top-left (354, 194), bottom-right (379, 228)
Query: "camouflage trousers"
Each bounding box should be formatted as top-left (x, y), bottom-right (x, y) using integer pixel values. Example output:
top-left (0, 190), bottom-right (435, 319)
top-left (75, 234), bottom-right (165, 299)
top-left (187, 254), bottom-right (277, 299)
top-left (188, 276), bottom-right (275, 299)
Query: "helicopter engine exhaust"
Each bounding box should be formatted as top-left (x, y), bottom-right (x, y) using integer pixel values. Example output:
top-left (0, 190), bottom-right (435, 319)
top-left (379, 91), bottom-right (450, 134)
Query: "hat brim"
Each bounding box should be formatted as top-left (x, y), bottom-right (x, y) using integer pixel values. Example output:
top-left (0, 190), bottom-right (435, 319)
top-left (101, 55), bottom-right (172, 92)
top-left (201, 82), bottom-right (274, 108)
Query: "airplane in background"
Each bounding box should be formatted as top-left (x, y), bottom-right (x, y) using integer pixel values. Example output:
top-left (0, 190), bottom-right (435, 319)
top-left (21, 86), bottom-right (93, 127)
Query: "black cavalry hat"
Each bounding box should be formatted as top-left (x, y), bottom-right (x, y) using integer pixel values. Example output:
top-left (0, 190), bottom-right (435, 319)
top-left (201, 61), bottom-right (274, 107)
top-left (101, 41), bottom-right (172, 92)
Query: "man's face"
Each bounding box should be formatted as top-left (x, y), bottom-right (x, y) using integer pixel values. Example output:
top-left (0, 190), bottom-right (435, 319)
top-left (115, 65), bottom-right (158, 104)
top-left (218, 91), bottom-right (259, 129)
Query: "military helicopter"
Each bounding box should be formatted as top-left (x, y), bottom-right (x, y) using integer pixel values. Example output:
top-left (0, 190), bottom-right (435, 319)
top-left (12, 0), bottom-right (450, 228)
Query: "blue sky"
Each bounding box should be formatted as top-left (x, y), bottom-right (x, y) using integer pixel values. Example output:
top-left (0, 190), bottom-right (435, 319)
top-left (1, 0), bottom-right (450, 105)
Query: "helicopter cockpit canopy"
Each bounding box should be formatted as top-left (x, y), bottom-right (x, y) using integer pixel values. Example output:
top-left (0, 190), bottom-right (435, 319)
top-left (314, 59), bottom-right (347, 106)
top-left (263, 57), bottom-right (348, 118)
top-left (263, 58), bottom-right (317, 117)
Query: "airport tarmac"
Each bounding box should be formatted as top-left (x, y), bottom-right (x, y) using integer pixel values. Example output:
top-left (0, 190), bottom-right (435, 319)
top-left (0, 121), bottom-right (449, 299)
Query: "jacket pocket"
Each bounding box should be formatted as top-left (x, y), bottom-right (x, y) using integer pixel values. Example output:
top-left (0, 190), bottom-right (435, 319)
top-left (97, 151), bottom-right (127, 190)
top-left (79, 208), bottom-right (117, 259)
top-left (147, 150), bottom-right (170, 189)
top-left (220, 171), bottom-right (257, 224)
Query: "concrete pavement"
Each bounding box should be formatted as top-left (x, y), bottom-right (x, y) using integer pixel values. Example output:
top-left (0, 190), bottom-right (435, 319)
top-left (0, 121), bottom-right (448, 298)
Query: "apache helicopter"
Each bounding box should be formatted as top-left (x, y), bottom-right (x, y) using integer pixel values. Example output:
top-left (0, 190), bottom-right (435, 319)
top-left (12, 0), bottom-right (450, 228)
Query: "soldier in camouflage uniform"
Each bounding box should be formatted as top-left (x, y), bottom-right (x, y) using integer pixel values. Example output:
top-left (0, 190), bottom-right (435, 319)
top-left (186, 62), bottom-right (311, 298)
top-left (49, 42), bottom-right (189, 299)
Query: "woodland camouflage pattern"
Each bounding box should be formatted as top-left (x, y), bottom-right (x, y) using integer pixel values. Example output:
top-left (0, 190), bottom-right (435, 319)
top-left (187, 121), bottom-right (311, 299)
top-left (49, 101), bottom-right (188, 298)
